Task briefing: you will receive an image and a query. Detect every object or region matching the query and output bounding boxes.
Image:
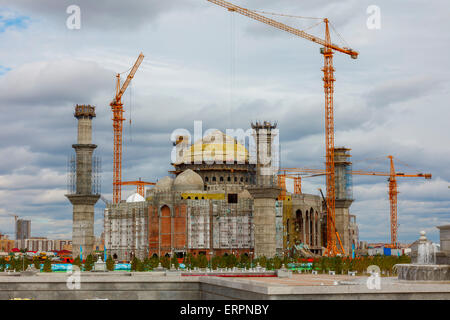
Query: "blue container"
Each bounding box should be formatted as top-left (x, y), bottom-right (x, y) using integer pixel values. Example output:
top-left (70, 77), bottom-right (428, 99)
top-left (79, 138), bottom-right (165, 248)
top-left (114, 263), bottom-right (131, 271)
top-left (383, 247), bottom-right (391, 256)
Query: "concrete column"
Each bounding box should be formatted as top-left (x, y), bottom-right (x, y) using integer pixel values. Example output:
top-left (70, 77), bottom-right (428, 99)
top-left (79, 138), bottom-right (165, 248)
top-left (335, 200), bottom-right (353, 254)
top-left (302, 211), bottom-right (306, 244)
top-left (66, 195), bottom-right (99, 258)
top-left (247, 187), bottom-right (280, 258)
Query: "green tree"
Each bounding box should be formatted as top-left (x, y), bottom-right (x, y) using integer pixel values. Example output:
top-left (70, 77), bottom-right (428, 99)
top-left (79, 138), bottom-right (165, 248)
top-left (183, 253), bottom-right (195, 270)
top-left (106, 255), bottom-right (115, 271)
top-left (273, 256), bottom-right (282, 270)
top-left (149, 255), bottom-right (159, 269)
top-left (131, 256), bottom-right (140, 271)
top-left (211, 256), bottom-right (220, 270)
top-left (142, 258), bottom-right (151, 271)
top-left (0, 257), bottom-right (6, 271)
top-left (160, 256), bottom-right (170, 269)
top-left (43, 258), bottom-right (52, 272)
top-left (32, 256), bottom-right (40, 269)
top-left (171, 255), bottom-right (179, 269)
top-left (258, 256), bottom-right (267, 268)
top-left (197, 254), bottom-right (208, 269)
top-left (84, 254), bottom-right (94, 271)
top-left (72, 256), bottom-right (82, 268)
top-left (238, 254), bottom-right (250, 269)
top-left (226, 254), bottom-right (237, 268)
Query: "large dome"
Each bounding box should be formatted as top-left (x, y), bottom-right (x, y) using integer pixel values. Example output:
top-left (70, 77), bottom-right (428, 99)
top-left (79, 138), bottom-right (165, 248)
top-left (173, 169), bottom-right (204, 192)
top-left (175, 130), bottom-right (249, 165)
top-left (154, 176), bottom-right (174, 192)
top-left (126, 192), bottom-right (145, 203)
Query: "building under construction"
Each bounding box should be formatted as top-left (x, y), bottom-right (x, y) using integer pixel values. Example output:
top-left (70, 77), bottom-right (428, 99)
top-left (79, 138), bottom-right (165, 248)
top-left (104, 122), bottom-right (359, 260)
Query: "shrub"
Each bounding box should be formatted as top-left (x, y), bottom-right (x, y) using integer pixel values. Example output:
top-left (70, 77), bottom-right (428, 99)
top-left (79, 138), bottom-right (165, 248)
top-left (197, 254), bottom-right (208, 269)
top-left (171, 255), bottom-right (179, 269)
top-left (106, 255), bottom-right (115, 271)
top-left (72, 256), bottom-right (82, 268)
top-left (32, 256), bottom-right (40, 269)
top-left (84, 254), bottom-right (94, 271)
top-left (149, 255), bottom-right (159, 269)
top-left (131, 257), bottom-right (140, 271)
top-left (160, 256), bottom-right (170, 269)
top-left (43, 259), bottom-right (52, 272)
top-left (211, 256), bottom-right (220, 270)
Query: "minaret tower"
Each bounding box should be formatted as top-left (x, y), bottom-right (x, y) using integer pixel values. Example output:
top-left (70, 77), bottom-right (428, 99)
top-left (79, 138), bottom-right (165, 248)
top-left (66, 105), bottom-right (100, 259)
top-left (247, 121), bottom-right (281, 258)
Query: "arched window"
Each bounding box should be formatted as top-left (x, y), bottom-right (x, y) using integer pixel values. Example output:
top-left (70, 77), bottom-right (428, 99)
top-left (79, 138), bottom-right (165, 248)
top-left (212, 177), bottom-right (217, 182)
top-left (205, 176), bottom-right (209, 182)
top-left (220, 177), bottom-right (224, 182)
top-left (234, 177), bottom-right (237, 182)
top-left (296, 209), bottom-right (302, 234)
top-left (227, 176), bottom-right (231, 182)
top-left (286, 219), bottom-right (290, 243)
top-left (240, 177), bottom-right (244, 182)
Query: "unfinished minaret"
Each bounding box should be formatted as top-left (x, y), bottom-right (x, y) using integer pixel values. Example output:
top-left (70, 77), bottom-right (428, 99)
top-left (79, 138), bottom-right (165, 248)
top-left (334, 147), bottom-right (354, 254)
top-left (66, 105), bottom-right (100, 259)
top-left (247, 121), bottom-right (281, 258)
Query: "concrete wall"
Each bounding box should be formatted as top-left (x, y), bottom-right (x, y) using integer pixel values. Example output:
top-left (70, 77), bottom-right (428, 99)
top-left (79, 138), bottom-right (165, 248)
top-left (2, 274), bottom-right (450, 300)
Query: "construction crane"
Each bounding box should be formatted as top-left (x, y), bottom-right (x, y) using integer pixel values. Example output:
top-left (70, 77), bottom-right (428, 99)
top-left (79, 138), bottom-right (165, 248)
top-left (281, 156), bottom-right (432, 248)
top-left (277, 174), bottom-right (302, 200)
top-left (207, 0), bottom-right (358, 256)
top-left (121, 179), bottom-right (156, 198)
top-left (318, 188), bottom-right (345, 255)
top-left (110, 53), bottom-right (145, 204)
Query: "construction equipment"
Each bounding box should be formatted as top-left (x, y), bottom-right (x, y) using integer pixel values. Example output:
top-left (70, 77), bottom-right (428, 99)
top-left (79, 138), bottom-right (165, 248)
top-left (277, 174), bottom-right (302, 200)
top-left (318, 188), bottom-right (345, 255)
top-left (121, 179), bottom-right (156, 198)
top-left (110, 53), bottom-right (145, 204)
top-left (207, 0), bottom-right (358, 256)
top-left (281, 156), bottom-right (432, 248)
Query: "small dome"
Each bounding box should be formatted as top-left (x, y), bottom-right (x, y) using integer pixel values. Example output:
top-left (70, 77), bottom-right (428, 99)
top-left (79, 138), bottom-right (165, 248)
top-left (126, 192), bottom-right (145, 203)
top-left (154, 176), bottom-right (174, 192)
top-left (173, 169), bottom-right (204, 192)
top-left (239, 189), bottom-right (253, 199)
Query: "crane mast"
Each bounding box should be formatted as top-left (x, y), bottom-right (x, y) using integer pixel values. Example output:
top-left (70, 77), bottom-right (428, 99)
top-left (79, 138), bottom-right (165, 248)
top-left (388, 155), bottom-right (399, 248)
top-left (281, 158), bottom-right (431, 248)
top-left (110, 53), bottom-right (144, 204)
top-left (207, 0), bottom-right (358, 256)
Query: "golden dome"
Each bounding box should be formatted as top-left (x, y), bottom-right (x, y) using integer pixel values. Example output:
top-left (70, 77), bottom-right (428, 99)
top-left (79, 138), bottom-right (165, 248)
top-left (176, 130), bottom-right (249, 164)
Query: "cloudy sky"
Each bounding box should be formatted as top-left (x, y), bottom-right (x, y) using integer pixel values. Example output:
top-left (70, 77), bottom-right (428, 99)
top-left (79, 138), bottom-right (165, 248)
top-left (0, 0), bottom-right (448, 244)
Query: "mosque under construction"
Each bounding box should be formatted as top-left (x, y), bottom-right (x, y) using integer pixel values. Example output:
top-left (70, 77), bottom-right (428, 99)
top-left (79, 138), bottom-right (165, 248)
top-left (102, 121), bottom-right (359, 260)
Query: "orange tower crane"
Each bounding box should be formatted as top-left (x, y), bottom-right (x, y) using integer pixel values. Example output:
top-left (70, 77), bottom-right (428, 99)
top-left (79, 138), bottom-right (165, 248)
top-left (121, 179), bottom-right (156, 198)
top-left (277, 174), bottom-right (302, 200)
top-left (110, 53), bottom-right (144, 204)
top-left (207, 0), bottom-right (358, 256)
top-left (281, 157), bottom-right (431, 248)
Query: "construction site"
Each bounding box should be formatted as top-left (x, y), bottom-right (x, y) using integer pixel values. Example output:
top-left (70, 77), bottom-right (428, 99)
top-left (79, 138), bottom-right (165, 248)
top-left (62, 0), bottom-right (433, 261)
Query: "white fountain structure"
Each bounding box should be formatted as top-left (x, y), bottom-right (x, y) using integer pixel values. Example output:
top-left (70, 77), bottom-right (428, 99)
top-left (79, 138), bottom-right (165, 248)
top-left (396, 229), bottom-right (450, 281)
top-left (416, 231), bottom-right (436, 264)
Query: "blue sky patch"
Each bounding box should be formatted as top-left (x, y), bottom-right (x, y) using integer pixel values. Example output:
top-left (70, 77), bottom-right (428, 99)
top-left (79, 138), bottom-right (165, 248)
top-left (0, 65), bottom-right (11, 75)
top-left (0, 10), bottom-right (30, 33)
